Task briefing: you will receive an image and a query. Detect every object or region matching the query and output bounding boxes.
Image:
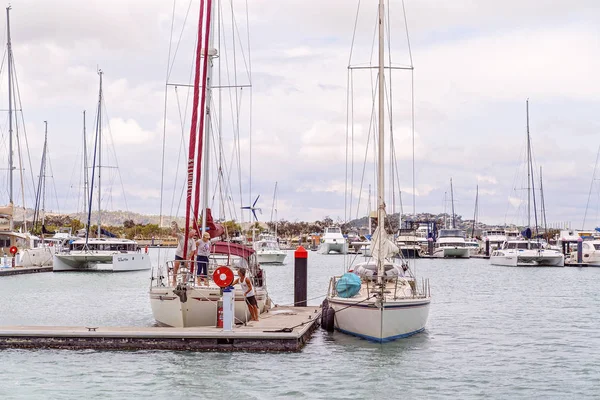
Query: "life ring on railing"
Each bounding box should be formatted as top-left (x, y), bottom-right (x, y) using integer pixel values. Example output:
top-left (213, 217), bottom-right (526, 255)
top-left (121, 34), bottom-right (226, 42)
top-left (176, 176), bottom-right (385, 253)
top-left (213, 266), bottom-right (234, 288)
top-left (9, 246), bottom-right (18, 255)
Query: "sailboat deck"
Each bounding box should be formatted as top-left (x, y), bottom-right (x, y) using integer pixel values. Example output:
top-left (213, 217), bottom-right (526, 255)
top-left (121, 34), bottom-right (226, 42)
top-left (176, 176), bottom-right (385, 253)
top-left (0, 306), bottom-right (321, 352)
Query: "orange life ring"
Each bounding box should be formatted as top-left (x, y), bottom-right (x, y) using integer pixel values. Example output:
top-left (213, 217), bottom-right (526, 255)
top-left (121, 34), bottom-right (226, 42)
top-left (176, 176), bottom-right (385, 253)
top-left (213, 266), bottom-right (234, 288)
top-left (9, 246), bottom-right (18, 255)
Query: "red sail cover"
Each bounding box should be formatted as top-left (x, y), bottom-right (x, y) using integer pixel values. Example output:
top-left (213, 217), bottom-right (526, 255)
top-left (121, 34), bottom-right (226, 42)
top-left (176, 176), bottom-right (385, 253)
top-left (210, 242), bottom-right (255, 259)
top-left (205, 208), bottom-right (224, 238)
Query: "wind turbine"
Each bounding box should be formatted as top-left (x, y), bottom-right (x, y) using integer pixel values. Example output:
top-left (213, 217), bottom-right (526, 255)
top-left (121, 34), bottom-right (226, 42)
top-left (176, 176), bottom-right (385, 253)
top-left (242, 195), bottom-right (262, 221)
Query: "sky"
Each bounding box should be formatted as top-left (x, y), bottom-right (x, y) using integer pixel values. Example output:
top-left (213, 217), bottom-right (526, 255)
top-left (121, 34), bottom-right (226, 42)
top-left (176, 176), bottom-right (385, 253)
top-left (0, 0), bottom-right (599, 229)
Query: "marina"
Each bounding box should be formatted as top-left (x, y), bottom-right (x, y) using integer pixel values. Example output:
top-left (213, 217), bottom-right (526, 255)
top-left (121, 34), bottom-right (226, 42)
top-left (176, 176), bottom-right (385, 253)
top-left (0, 0), bottom-right (598, 398)
top-left (2, 251), bottom-right (600, 398)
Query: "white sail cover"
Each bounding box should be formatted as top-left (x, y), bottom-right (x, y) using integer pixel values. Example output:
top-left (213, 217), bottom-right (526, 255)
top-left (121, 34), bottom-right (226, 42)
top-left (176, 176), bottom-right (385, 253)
top-left (371, 225), bottom-right (399, 264)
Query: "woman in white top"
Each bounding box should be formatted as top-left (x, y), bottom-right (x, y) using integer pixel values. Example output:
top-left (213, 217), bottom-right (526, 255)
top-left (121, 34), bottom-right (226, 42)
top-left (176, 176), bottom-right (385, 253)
top-left (196, 232), bottom-right (211, 286)
top-left (232, 267), bottom-right (259, 321)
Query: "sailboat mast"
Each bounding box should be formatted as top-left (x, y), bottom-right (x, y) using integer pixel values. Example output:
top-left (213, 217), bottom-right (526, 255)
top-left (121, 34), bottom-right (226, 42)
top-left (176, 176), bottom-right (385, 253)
top-left (200, 0), bottom-right (215, 235)
top-left (540, 166), bottom-right (548, 239)
top-left (450, 178), bottom-right (456, 229)
top-left (471, 185), bottom-right (478, 238)
top-left (6, 6), bottom-right (13, 230)
top-left (83, 110), bottom-right (88, 217)
top-left (376, 0), bottom-right (385, 280)
top-left (526, 99), bottom-right (531, 228)
top-left (41, 121), bottom-right (47, 229)
top-left (97, 70), bottom-right (103, 238)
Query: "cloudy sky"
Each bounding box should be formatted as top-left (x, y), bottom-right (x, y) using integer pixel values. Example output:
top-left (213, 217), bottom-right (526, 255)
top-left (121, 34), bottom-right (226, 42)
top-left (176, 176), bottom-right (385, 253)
top-left (0, 0), bottom-right (599, 229)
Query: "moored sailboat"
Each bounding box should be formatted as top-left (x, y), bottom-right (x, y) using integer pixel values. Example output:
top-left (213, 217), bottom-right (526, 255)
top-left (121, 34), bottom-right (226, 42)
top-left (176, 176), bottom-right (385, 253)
top-left (149, 0), bottom-right (270, 327)
top-left (324, 0), bottom-right (430, 342)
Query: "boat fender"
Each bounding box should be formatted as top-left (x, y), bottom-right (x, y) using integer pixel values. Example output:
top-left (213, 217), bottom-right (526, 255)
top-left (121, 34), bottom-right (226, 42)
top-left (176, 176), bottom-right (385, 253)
top-left (173, 284), bottom-right (188, 303)
top-left (322, 306), bottom-right (335, 333)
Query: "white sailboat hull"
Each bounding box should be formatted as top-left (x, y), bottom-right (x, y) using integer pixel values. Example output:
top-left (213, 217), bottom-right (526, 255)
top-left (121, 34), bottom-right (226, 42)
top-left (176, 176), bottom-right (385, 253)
top-left (17, 247), bottom-right (54, 267)
top-left (256, 251), bottom-right (287, 264)
top-left (149, 286), bottom-right (269, 327)
top-left (53, 252), bottom-right (151, 272)
top-left (328, 297), bottom-right (430, 342)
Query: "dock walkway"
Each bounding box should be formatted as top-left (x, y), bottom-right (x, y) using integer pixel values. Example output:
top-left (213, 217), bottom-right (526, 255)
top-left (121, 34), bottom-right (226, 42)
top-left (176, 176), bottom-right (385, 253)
top-left (0, 306), bottom-right (321, 352)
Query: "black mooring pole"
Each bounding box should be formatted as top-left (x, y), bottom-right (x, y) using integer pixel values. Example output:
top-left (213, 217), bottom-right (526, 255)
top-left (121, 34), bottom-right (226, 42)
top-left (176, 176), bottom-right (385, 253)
top-left (294, 246), bottom-right (308, 306)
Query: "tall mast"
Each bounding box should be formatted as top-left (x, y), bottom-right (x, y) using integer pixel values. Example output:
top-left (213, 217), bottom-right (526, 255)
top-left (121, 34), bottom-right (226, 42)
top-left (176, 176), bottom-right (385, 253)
top-left (450, 178), bottom-right (456, 229)
top-left (41, 121), bottom-right (47, 229)
top-left (200, 0), bottom-right (216, 235)
top-left (376, 0), bottom-right (385, 281)
top-left (83, 110), bottom-right (88, 217)
top-left (471, 185), bottom-right (478, 238)
top-left (97, 70), bottom-right (103, 238)
top-left (6, 6), bottom-right (13, 230)
top-left (526, 99), bottom-right (531, 228)
top-left (540, 166), bottom-right (548, 239)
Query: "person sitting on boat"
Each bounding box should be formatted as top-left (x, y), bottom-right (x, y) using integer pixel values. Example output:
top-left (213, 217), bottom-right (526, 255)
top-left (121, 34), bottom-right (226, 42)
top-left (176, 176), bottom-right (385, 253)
top-left (171, 222), bottom-right (197, 286)
top-left (232, 267), bottom-right (259, 322)
top-left (196, 232), bottom-right (211, 286)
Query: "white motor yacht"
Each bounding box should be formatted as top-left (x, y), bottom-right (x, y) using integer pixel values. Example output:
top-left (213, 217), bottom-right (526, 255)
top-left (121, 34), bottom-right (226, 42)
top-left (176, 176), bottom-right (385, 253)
top-left (482, 229), bottom-right (508, 251)
top-left (433, 229), bottom-right (470, 258)
top-left (253, 233), bottom-right (286, 264)
top-left (318, 226), bottom-right (348, 255)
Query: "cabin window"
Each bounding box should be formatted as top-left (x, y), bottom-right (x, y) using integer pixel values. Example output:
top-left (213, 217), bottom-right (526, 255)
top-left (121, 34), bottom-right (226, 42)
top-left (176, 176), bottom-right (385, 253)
top-left (0, 237), bottom-right (10, 248)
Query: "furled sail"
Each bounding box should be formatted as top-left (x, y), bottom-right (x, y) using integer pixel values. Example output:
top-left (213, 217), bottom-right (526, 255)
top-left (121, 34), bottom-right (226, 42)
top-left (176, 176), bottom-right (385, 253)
top-left (371, 225), bottom-right (399, 263)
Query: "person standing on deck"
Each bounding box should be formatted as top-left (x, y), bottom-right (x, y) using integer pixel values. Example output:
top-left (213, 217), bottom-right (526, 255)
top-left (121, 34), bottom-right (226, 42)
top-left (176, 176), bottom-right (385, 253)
top-left (196, 232), bottom-right (211, 286)
top-left (232, 267), bottom-right (259, 321)
top-left (171, 222), bottom-right (197, 286)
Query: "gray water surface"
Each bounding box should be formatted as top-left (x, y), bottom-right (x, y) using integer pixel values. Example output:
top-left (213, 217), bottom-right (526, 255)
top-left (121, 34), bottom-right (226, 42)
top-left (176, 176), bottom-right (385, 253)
top-left (1, 250), bottom-right (599, 399)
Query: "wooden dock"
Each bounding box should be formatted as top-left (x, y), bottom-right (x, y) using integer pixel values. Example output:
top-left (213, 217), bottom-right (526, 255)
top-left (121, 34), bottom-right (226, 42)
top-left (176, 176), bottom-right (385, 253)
top-left (0, 306), bottom-right (321, 352)
top-left (0, 265), bottom-right (53, 276)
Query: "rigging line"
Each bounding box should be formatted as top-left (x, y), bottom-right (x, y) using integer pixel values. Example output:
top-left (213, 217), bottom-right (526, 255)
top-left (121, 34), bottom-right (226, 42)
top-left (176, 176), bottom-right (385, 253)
top-left (344, 70), bottom-right (350, 225)
top-left (348, 0), bottom-right (362, 66)
top-left (169, 86), bottom-right (188, 220)
top-left (582, 143), bottom-right (600, 229)
top-left (355, 74), bottom-right (380, 221)
top-left (101, 99), bottom-right (131, 215)
top-left (160, 0), bottom-right (179, 227)
top-left (399, 0), bottom-right (417, 216)
top-left (46, 155), bottom-right (60, 214)
top-left (229, 2), bottom-right (247, 225)
top-left (350, 70), bottom-right (355, 241)
top-left (12, 58), bottom-right (36, 208)
top-left (167, 0), bottom-right (194, 81)
top-left (227, 0), bottom-right (251, 85)
top-left (386, 0), bottom-right (394, 216)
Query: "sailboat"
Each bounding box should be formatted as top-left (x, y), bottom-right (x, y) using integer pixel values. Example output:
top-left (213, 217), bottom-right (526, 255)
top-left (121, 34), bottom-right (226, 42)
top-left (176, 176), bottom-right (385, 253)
top-left (149, 0), bottom-right (270, 327)
top-left (253, 182), bottom-right (287, 264)
top-left (52, 71), bottom-right (151, 272)
top-left (324, 0), bottom-right (430, 342)
top-left (490, 100), bottom-right (564, 267)
top-left (0, 7), bottom-right (41, 267)
top-left (433, 178), bottom-right (470, 258)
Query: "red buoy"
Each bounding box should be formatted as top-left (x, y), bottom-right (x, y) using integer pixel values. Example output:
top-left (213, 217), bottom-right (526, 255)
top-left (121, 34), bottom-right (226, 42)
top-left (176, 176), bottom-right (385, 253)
top-left (9, 246), bottom-right (18, 255)
top-left (213, 266), bottom-right (234, 288)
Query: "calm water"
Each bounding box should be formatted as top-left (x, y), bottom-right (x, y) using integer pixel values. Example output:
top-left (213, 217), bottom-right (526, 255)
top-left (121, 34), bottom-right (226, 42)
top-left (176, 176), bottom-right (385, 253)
top-left (1, 249), bottom-right (599, 399)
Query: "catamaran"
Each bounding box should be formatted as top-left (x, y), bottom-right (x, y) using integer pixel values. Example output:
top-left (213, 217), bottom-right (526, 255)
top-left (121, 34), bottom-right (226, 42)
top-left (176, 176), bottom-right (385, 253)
top-left (490, 100), bottom-right (564, 267)
top-left (53, 72), bottom-right (150, 272)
